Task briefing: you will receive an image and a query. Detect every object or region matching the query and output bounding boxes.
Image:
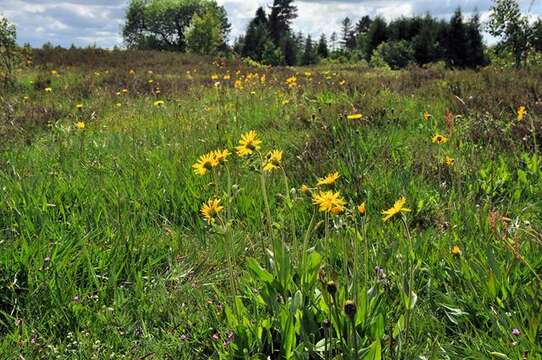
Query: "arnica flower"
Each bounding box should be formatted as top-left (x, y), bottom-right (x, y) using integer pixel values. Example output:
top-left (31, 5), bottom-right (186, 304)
top-left (192, 152), bottom-right (218, 176)
top-left (76, 104), bottom-right (83, 111)
top-left (223, 74), bottom-right (231, 80)
top-left (122, 88), bottom-right (128, 94)
top-left (148, 79), bottom-right (154, 84)
top-left (312, 190), bottom-right (346, 214)
top-left (263, 150), bottom-right (283, 172)
top-left (432, 134), bottom-right (448, 145)
top-left (154, 100), bottom-right (165, 107)
top-left (23, 96), bottom-right (29, 101)
top-left (213, 149), bottom-right (231, 165)
top-left (211, 74), bottom-right (219, 81)
top-left (317, 171), bottom-right (340, 186)
top-left (423, 111), bottom-right (431, 121)
top-left (74, 121), bottom-right (85, 130)
top-left (129, 69), bottom-right (135, 75)
top-left (300, 184), bottom-right (311, 195)
top-left (382, 196), bottom-right (411, 221)
top-left (201, 198), bottom-right (223, 224)
top-left (517, 106), bottom-right (526, 121)
top-left (444, 156), bottom-right (455, 167)
top-left (451, 245), bottom-right (462, 256)
top-left (44, 87), bottom-right (52, 93)
top-left (235, 130), bottom-right (262, 157)
top-left (357, 202), bottom-right (366, 216)
top-left (347, 113), bottom-right (363, 121)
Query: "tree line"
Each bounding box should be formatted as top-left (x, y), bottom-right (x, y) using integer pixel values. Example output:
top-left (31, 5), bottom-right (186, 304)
top-left (2, 0), bottom-right (542, 74)
top-left (234, 5), bottom-right (490, 69)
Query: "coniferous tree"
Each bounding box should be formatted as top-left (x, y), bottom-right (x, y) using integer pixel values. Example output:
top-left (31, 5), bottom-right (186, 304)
top-left (330, 32), bottom-right (338, 51)
top-left (465, 13), bottom-right (488, 67)
top-left (412, 15), bottom-right (440, 65)
top-left (356, 16), bottom-right (372, 35)
top-left (533, 19), bottom-right (542, 52)
top-left (242, 7), bottom-right (269, 61)
top-left (444, 8), bottom-right (469, 67)
top-left (365, 17), bottom-right (388, 60)
top-left (268, 0), bottom-right (298, 45)
top-left (340, 17), bottom-right (356, 50)
top-left (317, 33), bottom-right (329, 58)
top-left (302, 34), bottom-right (318, 65)
top-left (283, 34), bottom-right (298, 66)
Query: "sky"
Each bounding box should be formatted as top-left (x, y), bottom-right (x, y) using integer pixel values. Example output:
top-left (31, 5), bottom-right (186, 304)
top-left (1, 0), bottom-right (540, 48)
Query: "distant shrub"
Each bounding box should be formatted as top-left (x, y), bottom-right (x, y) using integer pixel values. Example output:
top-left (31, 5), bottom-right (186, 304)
top-left (374, 41), bottom-right (415, 69)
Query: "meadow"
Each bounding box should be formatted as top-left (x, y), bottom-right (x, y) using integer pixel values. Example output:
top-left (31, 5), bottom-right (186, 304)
top-left (0, 49), bottom-right (541, 359)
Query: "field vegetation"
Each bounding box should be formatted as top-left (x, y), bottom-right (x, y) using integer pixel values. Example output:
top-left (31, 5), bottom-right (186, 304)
top-left (0, 48), bottom-right (540, 359)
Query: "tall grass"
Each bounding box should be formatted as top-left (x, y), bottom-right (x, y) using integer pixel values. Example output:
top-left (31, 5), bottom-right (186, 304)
top-left (0, 49), bottom-right (540, 359)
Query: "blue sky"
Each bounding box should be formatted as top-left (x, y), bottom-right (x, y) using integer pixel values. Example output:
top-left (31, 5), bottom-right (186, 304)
top-left (1, 0), bottom-right (540, 48)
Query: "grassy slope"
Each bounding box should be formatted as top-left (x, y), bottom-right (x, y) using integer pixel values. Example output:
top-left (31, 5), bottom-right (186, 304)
top-left (0, 50), bottom-right (541, 358)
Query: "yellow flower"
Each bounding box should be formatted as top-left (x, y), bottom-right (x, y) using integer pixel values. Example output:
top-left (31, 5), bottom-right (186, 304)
top-left (286, 76), bottom-right (297, 88)
top-left (44, 87), bottom-right (52, 93)
top-left (443, 156), bottom-right (455, 167)
top-left (201, 198), bottom-right (223, 224)
top-left (129, 69), bottom-right (136, 75)
top-left (116, 103), bottom-right (122, 107)
top-left (281, 99), bottom-right (290, 106)
top-left (235, 130), bottom-right (262, 157)
top-left (312, 190), bottom-right (346, 214)
top-left (382, 196), bottom-right (411, 221)
top-left (224, 74), bottom-right (231, 80)
top-left (154, 100), bottom-right (165, 107)
top-left (451, 245), bottom-right (462, 256)
top-left (76, 104), bottom-right (83, 110)
top-left (423, 111), bottom-right (431, 121)
top-left (122, 88), bottom-right (128, 94)
top-left (517, 106), bottom-right (526, 121)
top-left (317, 171), bottom-right (340, 186)
top-left (347, 113), bottom-right (363, 121)
top-left (192, 152), bottom-right (218, 176)
top-left (234, 80), bottom-right (243, 90)
top-left (263, 150), bottom-right (283, 172)
top-left (23, 96), bottom-right (29, 101)
top-left (211, 74), bottom-right (219, 81)
top-left (357, 202), bottom-right (366, 215)
top-left (300, 184), bottom-right (311, 195)
top-left (148, 79), bottom-right (154, 84)
top-left (74, 121), bottom-right (85, 130)
top-left (432, 134), bottom-right (448, 145)
top-left (212, 149), bottom-right (231, 165)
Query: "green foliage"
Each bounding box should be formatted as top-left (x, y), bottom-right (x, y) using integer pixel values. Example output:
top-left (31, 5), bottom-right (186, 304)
top-left (0, 49), bottom-right (541, 358)
top-left (488, 0), bottom-right (532, 67)
top-left (185, 8), bottom-right (223, 55)
top-left (375, 41), bottom-right (415, 70)
top-left (122, 0), bottom-right (230, 52)
top-left (0, 15), bottom-right (20, 89)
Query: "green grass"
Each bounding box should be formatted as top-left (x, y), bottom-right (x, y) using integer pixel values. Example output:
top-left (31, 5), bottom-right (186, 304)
top-left (0, 50), bottom-right (541, 359)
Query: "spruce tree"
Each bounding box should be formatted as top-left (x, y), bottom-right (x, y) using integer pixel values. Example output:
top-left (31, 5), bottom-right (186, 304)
top-left (242, 7), bottom-right (270, 61)
top-left (465, 13), bottom-right (488, 67)
top-left (317, 33), bottom-right (329, 58)
top-left (445, 8), bottom-right (469, 68)
top-left (268, 0), bottom-right (298, 45)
